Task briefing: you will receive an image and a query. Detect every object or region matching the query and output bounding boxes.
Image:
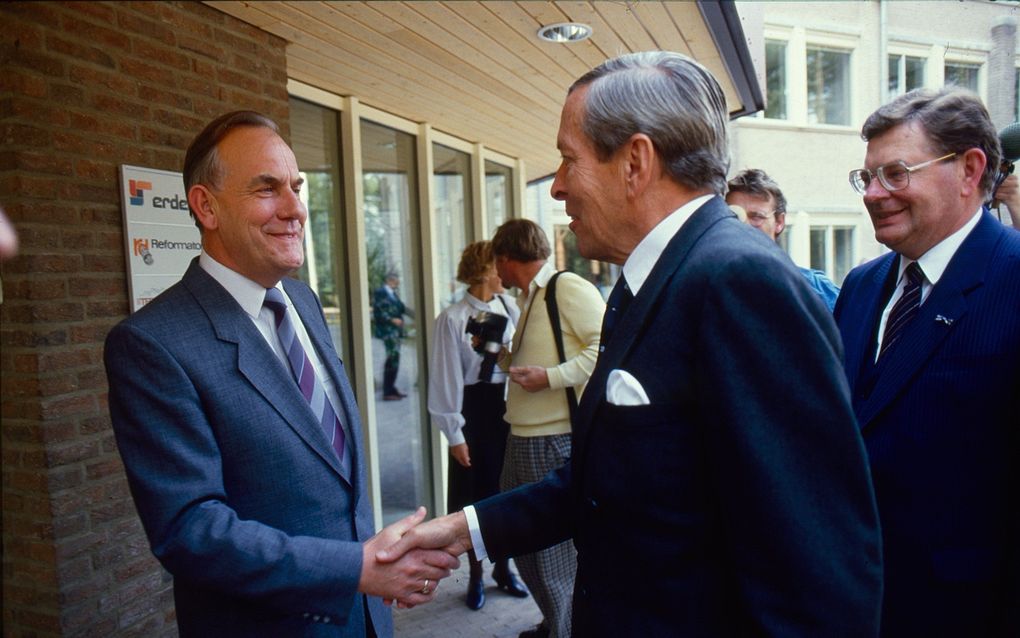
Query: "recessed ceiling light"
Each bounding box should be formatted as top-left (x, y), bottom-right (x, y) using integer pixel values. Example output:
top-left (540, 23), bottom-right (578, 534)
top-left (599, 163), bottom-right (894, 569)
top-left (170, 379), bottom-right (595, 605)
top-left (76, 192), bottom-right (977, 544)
top-left (537, 22), bottom-right (592, 43)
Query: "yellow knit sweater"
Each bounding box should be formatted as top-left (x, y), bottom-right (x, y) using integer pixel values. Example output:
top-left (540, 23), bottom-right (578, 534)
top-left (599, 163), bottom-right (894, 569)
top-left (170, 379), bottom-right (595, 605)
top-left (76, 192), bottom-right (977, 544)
top-left (504, 263), bottom-right (605, 437)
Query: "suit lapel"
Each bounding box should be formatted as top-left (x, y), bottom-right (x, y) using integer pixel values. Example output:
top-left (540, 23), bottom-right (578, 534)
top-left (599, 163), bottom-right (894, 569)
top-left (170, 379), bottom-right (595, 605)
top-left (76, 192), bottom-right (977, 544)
top-left (574, 197), bottom-right (733, 468)
top-left (183, 263), bottom-right (352, 485)
top-left (842, 254), bottom-right (897, 396)
top-left (856, 214), bottom-right (996, 429)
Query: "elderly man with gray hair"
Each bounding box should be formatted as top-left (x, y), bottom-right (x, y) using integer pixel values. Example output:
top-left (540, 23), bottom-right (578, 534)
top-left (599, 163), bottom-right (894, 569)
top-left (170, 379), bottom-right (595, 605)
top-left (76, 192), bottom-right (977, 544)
top-left (380, 51), bottom-right (882, 636)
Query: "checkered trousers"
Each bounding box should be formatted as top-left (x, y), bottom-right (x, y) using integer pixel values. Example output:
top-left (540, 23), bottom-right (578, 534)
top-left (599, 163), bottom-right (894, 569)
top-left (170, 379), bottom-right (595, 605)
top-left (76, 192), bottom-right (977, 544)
top-left (500, 433), bottom-right (576, 638)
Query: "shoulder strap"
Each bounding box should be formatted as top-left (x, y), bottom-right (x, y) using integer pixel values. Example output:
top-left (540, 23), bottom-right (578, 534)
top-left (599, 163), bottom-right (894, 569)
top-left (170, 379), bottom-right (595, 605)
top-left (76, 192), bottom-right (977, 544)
top-left (544, 271), bottom-right (579, 426)
top-left (495, 294), bottom-right (515, 328)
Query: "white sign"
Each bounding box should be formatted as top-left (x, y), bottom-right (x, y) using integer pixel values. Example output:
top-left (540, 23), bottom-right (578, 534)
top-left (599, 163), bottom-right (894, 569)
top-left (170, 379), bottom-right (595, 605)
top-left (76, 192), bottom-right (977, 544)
top-left (119, 165), bottom-right (201, 313)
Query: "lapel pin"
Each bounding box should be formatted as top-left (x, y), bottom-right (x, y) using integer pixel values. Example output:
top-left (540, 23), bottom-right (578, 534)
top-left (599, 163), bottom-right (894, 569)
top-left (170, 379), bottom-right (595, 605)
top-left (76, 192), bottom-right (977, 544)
top-left (934, 314), bottom-right (954, 326)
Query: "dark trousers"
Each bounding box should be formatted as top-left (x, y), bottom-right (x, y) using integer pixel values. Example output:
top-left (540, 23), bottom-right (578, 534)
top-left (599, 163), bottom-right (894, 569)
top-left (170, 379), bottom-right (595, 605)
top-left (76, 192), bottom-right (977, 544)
top-left (381, 337), bottom-right (400, 395)
top-left (447, 382), bottom-right (509, 511)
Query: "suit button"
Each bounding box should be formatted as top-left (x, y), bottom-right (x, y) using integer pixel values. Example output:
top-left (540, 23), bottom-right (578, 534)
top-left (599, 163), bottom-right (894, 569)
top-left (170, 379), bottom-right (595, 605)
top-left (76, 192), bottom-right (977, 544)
top-left (323, 616), bottom-right (331, 624)
top-left (302, 613), bottom-right (310, 619)
top-left (313, 615), bottom-right (321, 622)
top-left (587, 497), bottom-right (597, 509)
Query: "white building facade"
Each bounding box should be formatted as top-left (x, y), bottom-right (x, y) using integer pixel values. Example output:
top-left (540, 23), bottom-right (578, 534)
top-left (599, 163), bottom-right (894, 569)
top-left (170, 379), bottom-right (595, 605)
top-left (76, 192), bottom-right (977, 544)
top-left (733, 0), bottom-right (1018, 283)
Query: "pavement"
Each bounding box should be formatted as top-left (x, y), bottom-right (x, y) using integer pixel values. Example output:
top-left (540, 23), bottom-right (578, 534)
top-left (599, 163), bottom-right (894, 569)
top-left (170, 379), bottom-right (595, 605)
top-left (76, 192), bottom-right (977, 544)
top-left (393, 559), bottom-right (542, 637)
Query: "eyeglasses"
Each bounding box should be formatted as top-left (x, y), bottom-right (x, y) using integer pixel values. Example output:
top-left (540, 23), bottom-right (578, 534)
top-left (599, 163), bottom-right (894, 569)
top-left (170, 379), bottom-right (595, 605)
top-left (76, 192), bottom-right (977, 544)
top-left (746, 210), bottom-right (779, 226)
top-left (849, 152), bottom-right (956, 195)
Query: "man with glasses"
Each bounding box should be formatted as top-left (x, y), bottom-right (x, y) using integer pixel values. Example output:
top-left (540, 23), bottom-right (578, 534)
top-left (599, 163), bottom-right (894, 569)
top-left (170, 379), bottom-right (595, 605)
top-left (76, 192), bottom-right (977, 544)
top-left (836, 87), bottom-right (1020, 636)
top-left (726, 168), bottom-right (840, 310)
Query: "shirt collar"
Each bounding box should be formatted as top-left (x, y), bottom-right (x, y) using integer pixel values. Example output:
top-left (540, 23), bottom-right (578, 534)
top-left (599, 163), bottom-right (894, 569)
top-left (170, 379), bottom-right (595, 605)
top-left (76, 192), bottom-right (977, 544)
top-left (464, 291), bottom-right (492, 311)
top-left (198, 251), bottom-right (281, 318)
top-left (899, 207), bottom-right (982, 286)
top-left (525, 262), bottom-right (557, 298)
top-left (623, 194), bottom-right (714, 294)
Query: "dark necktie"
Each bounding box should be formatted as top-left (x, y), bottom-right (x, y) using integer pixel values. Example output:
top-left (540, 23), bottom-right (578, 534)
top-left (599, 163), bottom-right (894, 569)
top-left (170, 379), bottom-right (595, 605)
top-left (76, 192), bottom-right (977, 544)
top-left (880, 261), bottom-right (925, 359)
top-left (599, 276), bottom-right (633, 351)
top-left (264, 288), bottom-right (347, 468)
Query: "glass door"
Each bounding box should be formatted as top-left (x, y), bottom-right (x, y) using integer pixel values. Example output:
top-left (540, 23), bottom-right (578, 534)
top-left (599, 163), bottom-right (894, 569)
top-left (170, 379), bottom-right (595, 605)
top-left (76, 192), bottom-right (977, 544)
top-left (432, 143), bottom-right (473, 311)
top-left (289, 98), bottom-right (351, 359)
top-left (361, 120), bottom-right (432, 525)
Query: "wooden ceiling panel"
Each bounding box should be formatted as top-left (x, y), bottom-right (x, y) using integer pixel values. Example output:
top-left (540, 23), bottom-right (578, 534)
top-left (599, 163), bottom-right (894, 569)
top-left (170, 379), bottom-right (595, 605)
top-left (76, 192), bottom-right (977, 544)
top-left (205, 1), bottom-right (760, 181)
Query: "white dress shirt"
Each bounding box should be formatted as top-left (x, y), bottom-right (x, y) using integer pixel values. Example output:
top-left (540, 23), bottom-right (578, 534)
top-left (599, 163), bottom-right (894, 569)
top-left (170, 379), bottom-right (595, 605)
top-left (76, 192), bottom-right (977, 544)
top-left (198, 252), bottom-right (351, 455)
top-left (427, 292), bottom-right (518, 447)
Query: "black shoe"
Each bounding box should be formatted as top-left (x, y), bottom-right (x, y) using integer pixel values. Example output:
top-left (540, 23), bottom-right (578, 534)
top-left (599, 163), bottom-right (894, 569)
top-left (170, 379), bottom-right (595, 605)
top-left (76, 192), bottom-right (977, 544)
top-left (519, 624), bottom-right (550, 638)
top-left (493, 566), bottom-right (529, 598)
top-left (466, 569), bottom-right (485, 610)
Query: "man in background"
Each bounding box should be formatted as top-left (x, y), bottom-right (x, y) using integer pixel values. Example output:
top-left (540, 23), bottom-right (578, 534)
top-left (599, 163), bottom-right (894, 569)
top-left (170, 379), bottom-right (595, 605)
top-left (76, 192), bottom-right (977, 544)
top-left (838, 87), bottom-right (1019, 636)
top-left (491, 218), bottom-right (604, 638)
top-left (373, 272), bottom-right (410, 400)
top-left (726, 168), bottom-right (840, 310)
top-left (105, 111), bottom-right (456, 637)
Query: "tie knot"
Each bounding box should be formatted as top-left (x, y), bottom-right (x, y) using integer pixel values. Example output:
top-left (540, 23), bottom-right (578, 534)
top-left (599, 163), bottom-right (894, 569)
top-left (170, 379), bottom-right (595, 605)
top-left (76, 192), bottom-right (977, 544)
top-left (264, 287), bottom-right (288, 320)
top-left (905, 261), bottom-right (925, 286)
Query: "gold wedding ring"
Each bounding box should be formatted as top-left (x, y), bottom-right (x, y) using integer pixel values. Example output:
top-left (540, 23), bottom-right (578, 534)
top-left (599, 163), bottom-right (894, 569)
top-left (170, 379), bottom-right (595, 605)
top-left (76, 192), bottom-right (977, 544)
top-left (420, 578), bottom-right (431, 595)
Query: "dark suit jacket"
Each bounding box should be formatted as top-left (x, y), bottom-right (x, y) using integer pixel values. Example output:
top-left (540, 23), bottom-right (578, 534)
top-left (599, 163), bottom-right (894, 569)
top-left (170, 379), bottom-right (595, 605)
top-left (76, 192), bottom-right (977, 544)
top-left (477, 196), bottom-right (883, 636)
top-left (105, 260), bottom-right (392, 638)
top-left (372, 285), bottom-right (405, 341)
top-left (834, 211), bottom-right (1020, 637)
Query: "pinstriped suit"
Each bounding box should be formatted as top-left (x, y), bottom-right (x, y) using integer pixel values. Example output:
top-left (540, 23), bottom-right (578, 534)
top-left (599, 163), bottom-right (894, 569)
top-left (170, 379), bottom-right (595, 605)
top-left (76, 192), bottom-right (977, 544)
top-left (105, 259), bottom-right (392, 637)
top-left (835, 211), bottom-right (1020, 636)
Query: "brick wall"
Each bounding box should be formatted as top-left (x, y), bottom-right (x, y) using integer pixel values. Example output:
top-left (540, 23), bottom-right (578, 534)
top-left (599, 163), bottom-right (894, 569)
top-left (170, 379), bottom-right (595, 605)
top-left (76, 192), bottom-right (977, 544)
top-left (0, 2), bottom-right (289, 635)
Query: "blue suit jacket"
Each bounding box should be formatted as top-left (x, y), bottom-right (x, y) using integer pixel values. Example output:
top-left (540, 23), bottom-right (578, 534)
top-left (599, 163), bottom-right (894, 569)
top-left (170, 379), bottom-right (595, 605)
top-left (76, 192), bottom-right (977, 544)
top-left (105, 260), bottom-right (392, 637)
top-left (834, 212), bottom-right (1020, 636)
top-left (476, 197), bottom-right (883, 636)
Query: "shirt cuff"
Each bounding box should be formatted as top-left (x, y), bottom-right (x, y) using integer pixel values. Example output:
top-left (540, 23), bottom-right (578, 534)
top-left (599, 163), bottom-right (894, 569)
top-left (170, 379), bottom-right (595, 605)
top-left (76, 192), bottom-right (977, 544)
top-left (445, 428), bottom-right (466, 447)
top-left (463, 505), bottom-right (488, 562)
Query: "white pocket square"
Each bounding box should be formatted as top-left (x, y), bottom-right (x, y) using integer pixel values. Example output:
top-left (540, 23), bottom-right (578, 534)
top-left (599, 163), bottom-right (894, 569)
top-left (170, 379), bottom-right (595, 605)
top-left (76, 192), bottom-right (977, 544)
top-left (606, 369), bottom-right (650, 406)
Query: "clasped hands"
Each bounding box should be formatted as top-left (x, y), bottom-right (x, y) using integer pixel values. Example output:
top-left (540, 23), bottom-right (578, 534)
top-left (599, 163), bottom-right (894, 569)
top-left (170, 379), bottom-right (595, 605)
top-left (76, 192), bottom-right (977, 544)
top-left (359, 507), bottom-right (472, 608)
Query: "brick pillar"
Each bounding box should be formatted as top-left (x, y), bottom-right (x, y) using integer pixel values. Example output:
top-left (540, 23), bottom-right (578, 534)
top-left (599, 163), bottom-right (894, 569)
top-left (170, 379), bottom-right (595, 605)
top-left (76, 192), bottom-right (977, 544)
top-left (1, 2), bottom-right (289, 634)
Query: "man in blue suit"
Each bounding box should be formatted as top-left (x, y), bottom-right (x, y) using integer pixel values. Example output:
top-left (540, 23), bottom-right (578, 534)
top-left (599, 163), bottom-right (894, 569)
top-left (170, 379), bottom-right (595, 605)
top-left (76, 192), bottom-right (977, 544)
top-left (837, 88), bottom-right (1020, 636)
top-left (380, 51), bottom-right (883, 636)
top-left (104, 111), bottom-right (457, 637)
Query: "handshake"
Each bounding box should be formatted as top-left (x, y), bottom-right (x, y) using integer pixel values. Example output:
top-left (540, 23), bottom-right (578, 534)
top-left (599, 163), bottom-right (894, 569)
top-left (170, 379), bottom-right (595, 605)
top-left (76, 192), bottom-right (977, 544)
top-left (359, 507), bottom-right (472, 608)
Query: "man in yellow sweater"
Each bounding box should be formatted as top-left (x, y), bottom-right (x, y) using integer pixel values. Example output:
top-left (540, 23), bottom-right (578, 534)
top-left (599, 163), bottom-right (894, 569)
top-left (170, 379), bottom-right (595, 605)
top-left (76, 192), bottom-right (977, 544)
top-left (491, 219), bottom-right (605, 638)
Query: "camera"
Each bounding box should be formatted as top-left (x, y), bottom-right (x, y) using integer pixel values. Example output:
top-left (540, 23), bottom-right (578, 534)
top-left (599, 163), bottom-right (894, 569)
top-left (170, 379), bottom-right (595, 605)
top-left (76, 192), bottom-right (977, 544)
top-left (465, 311), bottom-right (508, 382)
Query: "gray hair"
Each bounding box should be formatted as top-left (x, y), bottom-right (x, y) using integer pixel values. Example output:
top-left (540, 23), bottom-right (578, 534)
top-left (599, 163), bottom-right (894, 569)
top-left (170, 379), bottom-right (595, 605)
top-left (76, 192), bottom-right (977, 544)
top-left (861, 87), bottom-right (1001, 197)
top-left (569, 51), bottom-right (730, 194)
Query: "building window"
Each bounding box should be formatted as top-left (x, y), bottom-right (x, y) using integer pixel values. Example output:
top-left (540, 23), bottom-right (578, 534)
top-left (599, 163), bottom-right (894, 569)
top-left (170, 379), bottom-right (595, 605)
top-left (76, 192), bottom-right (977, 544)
top-left (807, 225), bottom-right (855, 284)
top-left (833, 226), bottom-right (854, 284)
top-left (945, 62), bottom-right (979, 92)
top-left (765, 39), bottom-right (788, 119)
top-left (809, 226), bottom-right (828, 272)
top-left (888, 54), bottom-right (925, 98)
top-left (806, 46), bottom-right (851, 125)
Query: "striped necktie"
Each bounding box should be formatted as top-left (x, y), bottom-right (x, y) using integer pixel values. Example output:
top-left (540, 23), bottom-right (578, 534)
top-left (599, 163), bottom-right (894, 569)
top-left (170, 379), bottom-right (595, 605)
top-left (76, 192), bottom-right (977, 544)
top-left (880, 261), bottom-right (925, 359)
top-left (263, 287), bottom-right (347, 468)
